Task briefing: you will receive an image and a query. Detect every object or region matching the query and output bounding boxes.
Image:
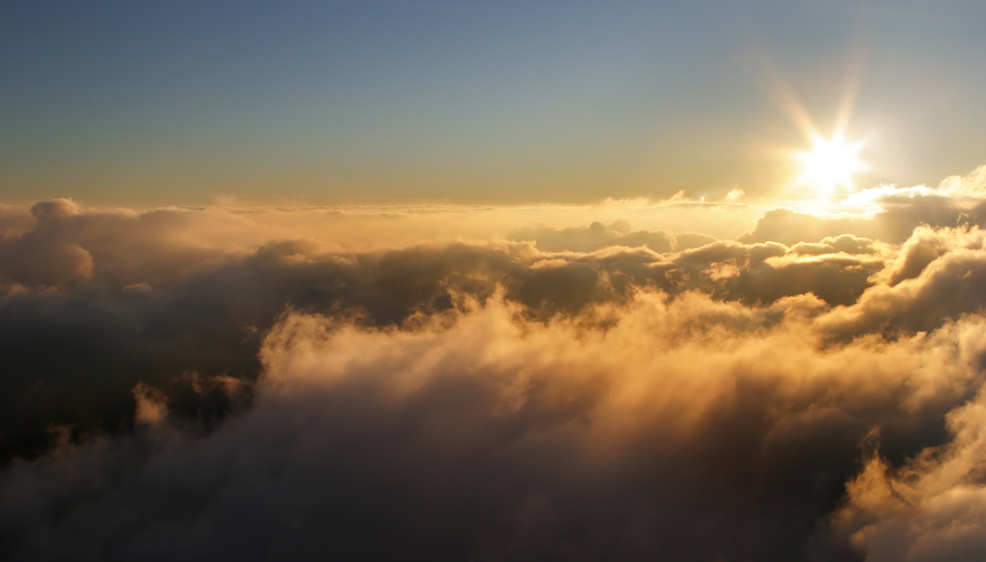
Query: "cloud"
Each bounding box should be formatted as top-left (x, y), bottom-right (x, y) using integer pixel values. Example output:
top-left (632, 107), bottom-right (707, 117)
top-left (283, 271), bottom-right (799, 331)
top-left (834, 386), bottom-right (986, 562)
top-left (509, 221), bottom-right (676, 253)
top-left (0, 200), bottom-right (94, 287)
top-left (0, 195), bottom-right (953, 466)
top-left (816, 227), bottom-right (986, 339)
top-left (132, 382), bottom-right (169, 426)
top-left (1, 285), bottom-right (985, 560)
top-left (741, 165), bottom-right (986, 246)
top-left (0, 232), bottom-right (889, 463)
top-left (3, 172), bottom-right (986, 560)
top-left (508, 221), bottom-right (720, 253)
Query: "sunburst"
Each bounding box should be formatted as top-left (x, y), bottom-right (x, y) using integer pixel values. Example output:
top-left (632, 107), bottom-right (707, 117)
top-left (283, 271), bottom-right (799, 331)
top-left (795, 132), bottom-right (867, 198)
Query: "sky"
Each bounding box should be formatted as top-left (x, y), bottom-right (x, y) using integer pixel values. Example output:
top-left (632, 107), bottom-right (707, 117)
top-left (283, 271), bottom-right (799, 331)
top-left (5, 3), bottom-right (986, 562)
top-left (2, 0), bottom-right (985, 205)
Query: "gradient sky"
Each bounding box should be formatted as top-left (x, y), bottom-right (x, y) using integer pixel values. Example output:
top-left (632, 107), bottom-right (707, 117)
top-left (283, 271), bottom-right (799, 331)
top-left (2, 0), bottom-right (984, 206)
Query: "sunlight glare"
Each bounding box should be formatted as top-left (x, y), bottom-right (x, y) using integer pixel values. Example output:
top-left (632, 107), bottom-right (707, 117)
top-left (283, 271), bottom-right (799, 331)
top-left (795, 132), bottom-right (867, 198)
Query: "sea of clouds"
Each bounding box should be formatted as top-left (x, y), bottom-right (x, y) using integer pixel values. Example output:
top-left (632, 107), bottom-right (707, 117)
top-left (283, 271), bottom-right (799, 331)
top-left (1, 166), bottom-right (986, 561)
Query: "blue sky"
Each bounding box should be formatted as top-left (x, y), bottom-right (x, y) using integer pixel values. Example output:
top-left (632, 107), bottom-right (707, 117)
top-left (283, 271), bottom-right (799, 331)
top-left (2, 0), bottom-right (984, 205)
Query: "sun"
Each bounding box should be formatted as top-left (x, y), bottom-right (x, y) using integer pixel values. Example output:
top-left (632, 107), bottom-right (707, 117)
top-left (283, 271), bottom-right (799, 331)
top-left (795, 132), bottom-right (867, 198)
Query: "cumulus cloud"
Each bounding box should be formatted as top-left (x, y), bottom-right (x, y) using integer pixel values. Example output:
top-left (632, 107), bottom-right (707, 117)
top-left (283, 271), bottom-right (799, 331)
top-left (0, 231), bottom-right (887, 462)
top-left (0, 199), bottom-right (94, 287)
top-left (741, 165), bottom-right (986, 246)
top-left (1, 283), bottom-right (986, 561)
top-left (0, 201), bottom-right (902, 464)
top-left (3, 170), bottom-right (986, 560)
top-left (834, 386), bottom-right (986, 562)
top-left (816, 227), bottom-right (986, 339)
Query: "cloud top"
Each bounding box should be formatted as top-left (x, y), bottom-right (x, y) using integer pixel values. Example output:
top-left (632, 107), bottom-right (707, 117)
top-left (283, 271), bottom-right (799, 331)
top-left (4, 167), bottom-right (986, 560)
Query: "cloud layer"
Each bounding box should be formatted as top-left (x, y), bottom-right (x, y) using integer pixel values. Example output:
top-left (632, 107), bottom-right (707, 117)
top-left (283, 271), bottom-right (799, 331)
top-left (3, 167), bottom-right (986, 561)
